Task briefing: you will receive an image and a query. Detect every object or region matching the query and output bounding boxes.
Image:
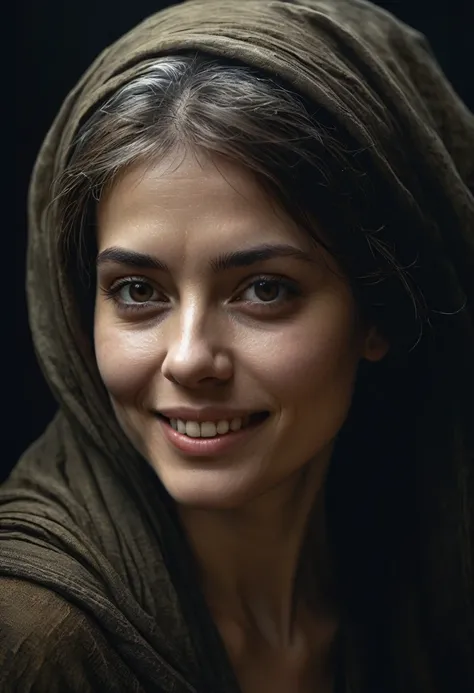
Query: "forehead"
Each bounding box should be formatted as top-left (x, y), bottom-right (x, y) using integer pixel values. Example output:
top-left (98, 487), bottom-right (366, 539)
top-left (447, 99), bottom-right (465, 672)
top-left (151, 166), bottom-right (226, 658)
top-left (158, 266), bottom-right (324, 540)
top-left (96, 151), bottom-right (316, 253)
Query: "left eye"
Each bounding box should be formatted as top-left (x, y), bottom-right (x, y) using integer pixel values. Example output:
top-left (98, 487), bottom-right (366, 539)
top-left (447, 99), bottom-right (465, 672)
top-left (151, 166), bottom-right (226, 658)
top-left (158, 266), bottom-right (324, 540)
top-left (239, 278), bottom-right (291, 304)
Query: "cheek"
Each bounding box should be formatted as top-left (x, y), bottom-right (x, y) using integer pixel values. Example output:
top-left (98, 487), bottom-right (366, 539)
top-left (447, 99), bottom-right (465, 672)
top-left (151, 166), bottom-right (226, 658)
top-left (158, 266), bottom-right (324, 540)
top-left (242, 297), bottom-right (360, 415)
top-left (94, 314), bottom-right (161, 401)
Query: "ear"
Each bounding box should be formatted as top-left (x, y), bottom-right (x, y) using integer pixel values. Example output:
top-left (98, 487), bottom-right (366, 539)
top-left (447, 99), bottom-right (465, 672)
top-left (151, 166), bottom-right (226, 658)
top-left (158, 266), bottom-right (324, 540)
top-left (361, 326), bottom-right (390, 362)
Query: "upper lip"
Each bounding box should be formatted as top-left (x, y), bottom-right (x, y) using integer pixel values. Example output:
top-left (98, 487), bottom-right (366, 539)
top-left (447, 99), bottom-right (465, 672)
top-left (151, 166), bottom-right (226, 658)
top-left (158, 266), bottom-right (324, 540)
top-left (157, 406), bottom-right (267, 422)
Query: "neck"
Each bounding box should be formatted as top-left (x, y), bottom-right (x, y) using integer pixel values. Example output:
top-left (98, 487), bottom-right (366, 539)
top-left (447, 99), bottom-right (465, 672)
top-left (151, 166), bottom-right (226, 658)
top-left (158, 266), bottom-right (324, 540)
top-left (178, 458), bottom-right (337, 648)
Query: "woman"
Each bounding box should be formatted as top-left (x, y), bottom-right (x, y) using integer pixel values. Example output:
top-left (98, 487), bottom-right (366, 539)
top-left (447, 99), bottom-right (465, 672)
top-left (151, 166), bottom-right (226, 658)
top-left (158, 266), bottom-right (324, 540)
top-left (2, 0), bottom-right (473, 691)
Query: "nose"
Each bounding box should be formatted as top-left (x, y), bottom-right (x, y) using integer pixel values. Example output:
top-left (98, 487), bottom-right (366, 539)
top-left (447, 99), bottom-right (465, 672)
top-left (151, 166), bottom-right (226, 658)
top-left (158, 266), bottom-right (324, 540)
top-left (161, 302), bottom-right (233, 389)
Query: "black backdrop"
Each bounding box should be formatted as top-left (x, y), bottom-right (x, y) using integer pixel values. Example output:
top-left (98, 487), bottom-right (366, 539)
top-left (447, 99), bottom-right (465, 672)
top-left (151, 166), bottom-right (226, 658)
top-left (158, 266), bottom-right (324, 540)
top-left (10, 0), bottom-right (473, 482)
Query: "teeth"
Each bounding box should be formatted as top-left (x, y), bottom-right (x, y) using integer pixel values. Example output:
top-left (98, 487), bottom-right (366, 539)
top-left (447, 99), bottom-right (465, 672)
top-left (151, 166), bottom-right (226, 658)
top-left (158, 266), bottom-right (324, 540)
top-left (201, 422), bottom-right (217, 438)
top-left (185, 421), bottom-right (201, 438)
top-left (216, 420), bottom-right (230, 435)
top-left (169, 416), bottom-right (245, 438)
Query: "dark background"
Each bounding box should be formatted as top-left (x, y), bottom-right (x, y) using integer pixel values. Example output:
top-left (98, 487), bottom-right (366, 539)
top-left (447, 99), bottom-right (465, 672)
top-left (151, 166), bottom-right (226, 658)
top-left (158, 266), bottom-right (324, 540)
top-left (10, 0), bottom-right (473, 481)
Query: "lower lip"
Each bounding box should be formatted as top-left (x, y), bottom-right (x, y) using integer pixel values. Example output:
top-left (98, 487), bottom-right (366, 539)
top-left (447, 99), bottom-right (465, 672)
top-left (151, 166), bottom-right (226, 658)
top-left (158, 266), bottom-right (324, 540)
top-left (159, 416), bottom-right (268, 457)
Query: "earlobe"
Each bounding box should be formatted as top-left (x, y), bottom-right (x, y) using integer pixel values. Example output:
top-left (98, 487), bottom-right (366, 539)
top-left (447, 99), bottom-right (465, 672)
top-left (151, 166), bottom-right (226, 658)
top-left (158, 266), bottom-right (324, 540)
top-left (363, 327), bottom-right (390, 362)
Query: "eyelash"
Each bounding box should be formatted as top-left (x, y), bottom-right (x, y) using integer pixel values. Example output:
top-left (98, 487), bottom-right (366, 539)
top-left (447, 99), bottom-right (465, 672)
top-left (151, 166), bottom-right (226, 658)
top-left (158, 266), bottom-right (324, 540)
top-left (101, 274), bottom-right (301, 314)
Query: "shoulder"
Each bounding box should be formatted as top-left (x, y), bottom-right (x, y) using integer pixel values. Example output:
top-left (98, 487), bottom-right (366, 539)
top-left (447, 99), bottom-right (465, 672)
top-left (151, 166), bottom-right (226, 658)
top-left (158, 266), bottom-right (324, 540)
top-left (0, 578), bottom-right (140, 693)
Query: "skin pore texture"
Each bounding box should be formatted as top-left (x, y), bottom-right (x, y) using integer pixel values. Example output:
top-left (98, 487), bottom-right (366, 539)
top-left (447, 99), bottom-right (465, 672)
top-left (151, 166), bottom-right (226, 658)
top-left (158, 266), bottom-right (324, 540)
top-left (94, 151), bottom-right (388, 691)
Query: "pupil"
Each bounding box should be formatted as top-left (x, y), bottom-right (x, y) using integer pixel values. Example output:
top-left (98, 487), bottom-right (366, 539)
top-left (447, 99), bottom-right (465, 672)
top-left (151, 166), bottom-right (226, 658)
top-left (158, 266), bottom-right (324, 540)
top-left (255, 280), bottom-right (279, 302)
top-left (130, 282), bottom-right (152, 302)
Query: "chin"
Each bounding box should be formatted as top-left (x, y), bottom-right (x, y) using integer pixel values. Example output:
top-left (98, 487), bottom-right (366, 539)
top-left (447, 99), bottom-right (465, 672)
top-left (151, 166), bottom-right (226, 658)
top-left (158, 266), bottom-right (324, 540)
top-left (154, 467), bottom-right (261, 511)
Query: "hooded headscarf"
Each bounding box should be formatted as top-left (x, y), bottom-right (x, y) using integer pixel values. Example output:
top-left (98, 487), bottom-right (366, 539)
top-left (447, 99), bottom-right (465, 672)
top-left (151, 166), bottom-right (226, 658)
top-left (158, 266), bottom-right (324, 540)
top-left (2, 1), bottom-right (473, 691)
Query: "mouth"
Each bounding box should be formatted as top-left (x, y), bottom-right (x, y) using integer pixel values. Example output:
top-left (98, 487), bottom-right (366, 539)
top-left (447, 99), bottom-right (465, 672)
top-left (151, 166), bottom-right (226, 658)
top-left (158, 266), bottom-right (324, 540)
top-left (157, 411), bottom-right (269, 438)
top-left (157, 411), bottom-right (270, 457)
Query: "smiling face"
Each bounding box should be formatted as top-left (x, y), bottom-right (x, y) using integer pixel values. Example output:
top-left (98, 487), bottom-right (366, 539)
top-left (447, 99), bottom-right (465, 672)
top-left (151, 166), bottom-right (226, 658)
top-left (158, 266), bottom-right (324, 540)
top-left (94, 151), bottom-right (388, 509)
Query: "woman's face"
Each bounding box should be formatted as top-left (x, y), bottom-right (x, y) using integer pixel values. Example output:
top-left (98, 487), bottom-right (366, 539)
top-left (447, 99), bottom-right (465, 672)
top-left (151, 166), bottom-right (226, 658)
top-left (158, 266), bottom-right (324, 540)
top-left (94, 152), bottom-right (387, 508)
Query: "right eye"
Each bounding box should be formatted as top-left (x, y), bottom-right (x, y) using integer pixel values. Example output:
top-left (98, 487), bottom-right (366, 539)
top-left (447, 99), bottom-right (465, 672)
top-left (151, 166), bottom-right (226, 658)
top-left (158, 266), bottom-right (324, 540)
top-left (102, 277), bottom-right (167, 311)
top-left (116, 281), bottom-right (159, 304)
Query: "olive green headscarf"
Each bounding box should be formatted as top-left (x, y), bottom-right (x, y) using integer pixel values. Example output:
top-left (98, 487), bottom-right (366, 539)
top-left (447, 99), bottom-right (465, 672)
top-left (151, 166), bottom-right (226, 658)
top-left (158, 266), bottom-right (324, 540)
top-left (1, 1), bottom-right (473, 691)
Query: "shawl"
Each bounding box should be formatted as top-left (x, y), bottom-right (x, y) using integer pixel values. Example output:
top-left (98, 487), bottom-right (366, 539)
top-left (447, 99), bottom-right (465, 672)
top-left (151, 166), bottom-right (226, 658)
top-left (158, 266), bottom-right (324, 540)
top-left (2, 1), bottom-right (473, 691)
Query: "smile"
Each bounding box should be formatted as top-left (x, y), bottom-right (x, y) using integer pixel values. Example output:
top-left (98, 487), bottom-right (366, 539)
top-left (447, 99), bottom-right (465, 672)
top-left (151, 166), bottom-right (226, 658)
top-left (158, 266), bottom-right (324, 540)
top-left (161, 412), bottom-right (268, 438)
top-left (157, 412), bottom-right (270, 456)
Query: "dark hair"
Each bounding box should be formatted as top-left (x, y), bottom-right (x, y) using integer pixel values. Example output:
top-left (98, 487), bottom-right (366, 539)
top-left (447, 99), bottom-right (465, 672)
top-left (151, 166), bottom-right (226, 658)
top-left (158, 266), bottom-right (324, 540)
top-left (56, 53), bottom-right (474, 692)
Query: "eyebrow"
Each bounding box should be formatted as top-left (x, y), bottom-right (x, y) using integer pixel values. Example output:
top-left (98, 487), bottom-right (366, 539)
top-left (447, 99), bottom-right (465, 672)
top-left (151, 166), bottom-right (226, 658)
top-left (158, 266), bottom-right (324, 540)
top-left (96, 243), bottom-right (316, 273)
